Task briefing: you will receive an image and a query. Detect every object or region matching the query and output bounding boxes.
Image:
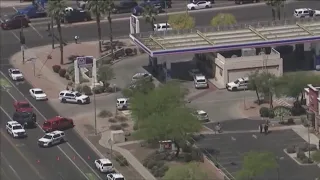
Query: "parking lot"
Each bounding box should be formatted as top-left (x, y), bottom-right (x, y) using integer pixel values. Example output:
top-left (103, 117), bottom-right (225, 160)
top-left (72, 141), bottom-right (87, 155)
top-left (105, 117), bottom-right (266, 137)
top-left (195, 129), bottom-right (320, 180)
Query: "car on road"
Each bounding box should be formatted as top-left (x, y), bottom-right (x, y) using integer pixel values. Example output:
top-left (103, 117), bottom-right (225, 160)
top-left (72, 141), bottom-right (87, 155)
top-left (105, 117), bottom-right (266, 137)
top-left (194, 75), bottom-right (209, 89)
top-left (235, 0), bottom-right (259, 5)
top-left (294, 8), bottom-right (320, 18)
top-left (193, 110), bottom-right (209, 122)
top-left (0, 14), bottom-right (30, 30)
top-left (42, 116), bottom-right (74, 132)
top-left (112, 0), bottom-right (138, 14)
top-left (187, 1), bottom-right (212, 10)
top-left (6, 121), bottom-right (27, 138)
top-left (154, 23), bottom-right (172, 31)
top-left (226, 77), bottom-right (249, 91)
top-left (13, 111), bottom-right (37, 128)
top-left (8, 68), bottom-right (24, 81)
top-left (107, 173), bottom-right (125, 180)
top-left (117, 98), bottom-right (130, 110)
top-left (146, 0), bottom-right (172, 8)
top-left (17, 5), bottom-right (47, 19)
top-left (132, 72), bottom-right (153, 82)
top-left (132, 2), bottom-right (163, 16)
top-left (61, 7), bottom-right (92, 24)
top-left (58, 90), bottom-right (90, 104)
top-left (14, 101), bottom-right (33, 112)
top-left (29, 88), bottom-right (48, 101)
top-left (94, 158), bottom-right (114, 173)
top-left (38, 130), bottom-right (65, 147)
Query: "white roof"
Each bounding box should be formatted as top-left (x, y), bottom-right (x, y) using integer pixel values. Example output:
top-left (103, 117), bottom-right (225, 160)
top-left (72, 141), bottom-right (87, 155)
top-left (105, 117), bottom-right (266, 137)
top-left (109, 173), bottom-right (124, 178)
top-left (195, 75), bottom-right (206, 80)
top-left (47, 130), bottom-right (64, 136)
top-left (238, 77), bottom-right (249, 81)
top-left (60, 90), bottom-right (78, 94)
top-left (197, 110), bottom-right (207, 114)
top-left (295, 8), bottom-right (311, 11)
top-left (10, 68), bottom-right (20, 71)
top-left (98, 158), bottom-right (112, 164)
top-left (7, 121), bottom-right (20, 125)
top-left (31, 88), bottom-right (43, 91)
top-left (154, 23), bottom-right (170, 26)
top-left (117, 98), bottom-right (128, 101)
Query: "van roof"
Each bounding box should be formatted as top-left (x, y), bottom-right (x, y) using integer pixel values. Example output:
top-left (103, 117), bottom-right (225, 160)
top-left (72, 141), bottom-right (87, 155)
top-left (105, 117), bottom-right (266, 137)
top-left (295, 8), bottom-right (311, 11)
top-left (195, 75), bottom-right (206, 80)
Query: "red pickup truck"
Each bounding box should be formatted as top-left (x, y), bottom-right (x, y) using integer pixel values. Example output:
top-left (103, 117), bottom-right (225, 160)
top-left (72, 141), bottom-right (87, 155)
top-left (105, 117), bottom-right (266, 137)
top-left (13, 101), bottom-right (33, 112)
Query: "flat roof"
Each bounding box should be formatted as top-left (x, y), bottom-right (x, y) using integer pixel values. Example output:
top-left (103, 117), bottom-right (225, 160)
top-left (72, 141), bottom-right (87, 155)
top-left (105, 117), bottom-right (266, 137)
top-left (130, 17), bottom-right (320, 57)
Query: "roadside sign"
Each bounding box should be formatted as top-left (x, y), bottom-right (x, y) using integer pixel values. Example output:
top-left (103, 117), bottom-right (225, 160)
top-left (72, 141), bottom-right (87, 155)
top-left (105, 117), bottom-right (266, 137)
top-left (77, 56), bottom-right (94, 68)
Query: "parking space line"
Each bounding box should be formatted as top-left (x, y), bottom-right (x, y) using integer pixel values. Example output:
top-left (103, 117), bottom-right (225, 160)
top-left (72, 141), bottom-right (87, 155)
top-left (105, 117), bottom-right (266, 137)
top-left (10, 32), bottom-right (20, 43)
top-left (29, 24), bottom-right (44, 38)
top-left (1, 153), bottom-right (22, 180)
top-left (12, 7), bottom-right (18, 12)
top-left (231, 136), bottom-right (236, 141)
top-left (252, 134), bottom-right (258, 139)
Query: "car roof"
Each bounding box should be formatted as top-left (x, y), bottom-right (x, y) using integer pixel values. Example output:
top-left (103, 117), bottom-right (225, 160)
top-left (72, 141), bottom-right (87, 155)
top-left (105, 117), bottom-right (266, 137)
top-left (45, 116), bottom-right (64, 123)
top-left (31, 88), bottom-right (43, 91)
top-left (98, 158), bottom-right (112, 164)
top-left (16, 100), bottom-right (29, 104)
top-left (154, 23), bottom-right (170, 26)
top-left (46, 130), bottom-right (64, 136)
top-left (108, 173), bottom-right (124, 178)
top-left (196, 110), bottom-right (206, 114)
top-left (117, 98), bottom-right (128, 101)
top-left (7, 121), bottom-right (21, 125)
top-left (10, 68), bottom-right (20, 71)
top-left (195, 75), bottom-right (206, 80)
top-left (60, 90), bottom-right (78, 94)
top-left (295, 8), bottom-right (311, 11)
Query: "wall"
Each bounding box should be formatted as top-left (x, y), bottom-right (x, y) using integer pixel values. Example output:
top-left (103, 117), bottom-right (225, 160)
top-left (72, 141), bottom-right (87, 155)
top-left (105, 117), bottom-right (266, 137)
top-left (308, 85), bottom-right (319, 114)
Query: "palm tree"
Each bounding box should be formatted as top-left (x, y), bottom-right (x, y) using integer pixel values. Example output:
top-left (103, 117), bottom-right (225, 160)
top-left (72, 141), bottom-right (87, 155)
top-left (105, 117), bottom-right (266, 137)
top-left (265, 0), bottom-right (285, 20)
top-left (47, 0), bottom-right (67, 65)
top-left (104, 0), bottom-right (115, 60)
top-left (142, 4), bottom-right (158, 32)
top-left (86, 0), bottom-right (109, 53)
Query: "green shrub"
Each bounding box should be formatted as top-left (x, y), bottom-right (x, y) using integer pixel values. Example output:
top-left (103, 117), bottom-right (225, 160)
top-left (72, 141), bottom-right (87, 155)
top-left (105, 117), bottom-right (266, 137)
top-left (302, 158), bottom-right (313, 164)
top-left (120, 122), bottom-right (129, 128)
top-left (191, 148), bottom-right (204, 162)
top-left (67, 65), bottom-right (74, 75)
top-left (92, 85), bottom-right (103, 94)
top-left (286, 145), bottom-right (296, 154)
top-left (157, 165), bottom-right (169, 177)
top-left (151, 166), bottom-right (159, 176)
top-left (154, 153), bottom-right (167, 161)
top-left (268, 109), bottom-right (275, 118)
top-left (146, 160), bottom-right (157, 169)
top-left (274, 106), bottom-right (292, 117)
top-left (308, 144), bottom-right (318, 151)
top-left (297, 150), bottom-right (306, 160)
top-left (98, 110), bottom-right (112, 118)
top-left (109, 125), bottom-right (122, 130)
top-left (108, 118), bottom-right (116, 123)
top-left (181, 143), bottom-right (192, 153)
top-left (76, 85), bottom-right (82, 92)
top-left (133, 123), bottom-right (138, 130)
top-left (184, 153), bottom-right (192, 162)
top-left (155, 161), bottom-right (165, 168)
top-left (59, 68), bottom-right (67, 77)
top-left (259, 107), bottom-right (269, 117)
top-left (311, 151), bottom-right (320, 162)
top-left (291, 101), bottom-right (306, 116)
top-left (122, 88), bottom-right (134, 98)
top-left (82, 85), bottom-right (92, 95)
top-left (298, 143), bottom-right (308, 152)
top-left (52, 65), bottom-right (61, 73)
top-left (65, 74), bottom-right (70, 80)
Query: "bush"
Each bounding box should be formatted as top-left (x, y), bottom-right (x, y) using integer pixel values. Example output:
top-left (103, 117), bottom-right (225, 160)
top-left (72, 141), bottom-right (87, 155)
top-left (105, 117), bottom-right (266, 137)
top-left (298, 143), bottom-right (309, 152)
top-left (92, 85), bottom-right (104, 94)
top-left (59, 68), bottom-right (67, 77)
top-left (268, 108), bottom-right (275, 118)
top-left (154, 153), bottom-right (167, 161)
top-left (146, 160), bottom-right (157, 169)
top-left (116, 155), bottom-right (129, 166)
top-left (157, 165), bottom-right (168, 177)
top-left (125, 48), bottom-right (134, 56)
top-left (308, 144), bottom-right (318, 151)
top-left (116, 116), bottom-right (128, 122)
top-left (67, 66), bottom-right (75, 76)
top-left (286, 145), bottom-right (296, 154)
top-left (184, 153), bottom-right (192, 162)
top-left (191, 148), bottom-right (204, 162)
top-left (274, 106), bottom-right (292, 117)
top-left (302, 158), bottom-right (313, 164)
top-left (311, 151), bottom-right (320, 162)
top-left (181, 143), bottom-right (192, 153)
top-left (165, 154), bottom-right (175, 161)
top-left (291, 101), bottom-right (306, 116)
top-left (76, 85), bottom-right (82, 92)
top-left (120, 122), bottom-right (129, 128)
top-left (287, 118), bottom-right (295, 125)
top-left (109, 124), bottom-right (122, 130)
top-left (260, 107), bottom-right (269, 117)
top-left (82, 85), bottom-right (92, 95)
top-left (297, 150), bottom-right (307, 160)
top-left (133, 123), bottom-right (138, 130)
top-left (108, 118), bottom-right (117, 123)
top-left (98, 110), bottom-right (112, 118)
top-left (65, 74), bottom-right (70, 80)
top-left (155, 161), bottom-right (165, 168)
top-left (52, 65), bottom-right (61, 73)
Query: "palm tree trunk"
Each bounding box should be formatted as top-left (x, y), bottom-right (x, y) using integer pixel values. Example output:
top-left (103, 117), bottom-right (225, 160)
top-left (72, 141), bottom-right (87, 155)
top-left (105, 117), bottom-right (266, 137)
top-left (150, 20), bottom-right (154, 32)
top-left (107, 11), bottom-right (114, 61)
top-left (277, 6), bottom-right (281, 20)
top-left (255, 89), bottom-right (261, 105)
top-left (56, 19), bottom-right (64, 65)
top-left (96, 14), bottom-right (102, 53)
top-left (272, 8), bottom-right (276, 21)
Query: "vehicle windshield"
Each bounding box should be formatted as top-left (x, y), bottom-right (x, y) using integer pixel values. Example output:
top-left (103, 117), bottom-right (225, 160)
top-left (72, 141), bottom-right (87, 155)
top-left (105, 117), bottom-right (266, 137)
top-left (196, 79), bottom-right (206, 83)
top-left (75, 93), bottom-right (82, 97)
top-left (199, 112), bottom-right (207, 116)
top-left (43, 135), bottom-right (52, 139)
top-left (12, 70), bottom-right (21, 74)
top-left (19, 103), bottom-right (31, 108)
top-left (234, 80), bottom-right (240, 84)
top-left (13, 125), bottom-right (23, 130)
top-left (115, 178), bottom-right (125, 180)
top-left (103, 163), bottom-right (113, 167)
top-left (21, 112), bottom-right (31, 118)
top-left (34, 90), bottom-right (44, 94)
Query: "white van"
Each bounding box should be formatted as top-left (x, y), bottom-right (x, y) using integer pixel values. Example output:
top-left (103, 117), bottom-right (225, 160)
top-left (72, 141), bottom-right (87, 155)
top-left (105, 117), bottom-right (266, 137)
top-left (116, 98), bottom-right (129, 110)
top-left (226, 77), bottom-right (249, 91)
top-left (154, 23), bottom-right (172, 31)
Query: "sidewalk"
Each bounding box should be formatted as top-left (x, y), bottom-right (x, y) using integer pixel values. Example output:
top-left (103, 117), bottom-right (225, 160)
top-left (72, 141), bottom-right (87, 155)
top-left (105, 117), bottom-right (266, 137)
top-left (1, 1), bottom-right (31, 8)
top-left (292, 125), bottom-right (320, 147)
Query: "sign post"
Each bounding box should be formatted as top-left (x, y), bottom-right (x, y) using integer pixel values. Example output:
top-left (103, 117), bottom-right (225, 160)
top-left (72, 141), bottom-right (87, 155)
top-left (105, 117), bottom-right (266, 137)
top-left (74, 56), bottom-right (95, 85)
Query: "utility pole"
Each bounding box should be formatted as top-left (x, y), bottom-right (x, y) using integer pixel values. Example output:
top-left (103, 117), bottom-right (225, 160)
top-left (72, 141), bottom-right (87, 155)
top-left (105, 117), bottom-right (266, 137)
top-left (20, 20), bottom-right (25, 64)
top-left (308, 123), bottom-right (311, 159)
top-left (93, 79), bottom-right (97, 135)
top-left (51, 17), bottom-right (54, 49)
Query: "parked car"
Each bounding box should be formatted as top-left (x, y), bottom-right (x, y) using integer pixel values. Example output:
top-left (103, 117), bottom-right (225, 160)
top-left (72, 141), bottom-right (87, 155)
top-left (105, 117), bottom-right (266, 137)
top-left (193, 110), bottom-right (209, 122)
top-left (226, 77), bottom-right (249, 91)
top-left (8, 68), bottom-right (24, 81)
top-left (187, 1), bottom-right (212, 10)
top-left (294, 8), bottom-right (320, 18)
top-left (235, 0), bottom-right (259, 5)
top-left (38, 130), bottom-right (65, 147)
top-left (154, 23), bottom-right (172, 31)
top-left (94, 158), bottom-right (114, 173)
top-left (61, 7), bottom-right (92, 23)
top-left (132, 2), bottom-right (162, 16)
top-left (17, 5), bottom-right (47, 19)
top-left (145, 0), bottom-right (172, 8)
top-left (6, 121), bottom-right (27, 138)
top-left (194, 75), bottom-right (208, 89)
top-left (12, 111), bottom-right (36, 128)
top-left (1, 14), bottom-right (30, 30)
top-left (42, 116), bottom-right (74, 132)
top-left (58, 90), bottom-right (90, 104)
top-left (13, 101), bottom-right (33, 112)
top-left (131, 72), bottom-right (153, 82)
top-left (29, 88), bottom-right (47, 101)
top-left (107, 173), bottom-right (125, 180)
top-left (116, 98), bottom-right (130, 110)
top-left (112, 0), bottom-right (138, 14)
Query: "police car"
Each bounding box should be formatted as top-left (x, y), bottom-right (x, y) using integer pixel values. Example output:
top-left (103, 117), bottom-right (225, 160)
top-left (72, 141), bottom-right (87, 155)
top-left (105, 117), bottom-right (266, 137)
top-left (8, 68), bottom-right (24, 81)
top-left (94, 158), bottom-right (114, 173)
top-left (107, 173), bottom-right (125, 180)
top-left (294, 8), bottom-right (320, 18)
top-left (226, 77), bottom-right (249, 91)
top-left (6, 121), bottom-right (27, 138)
top-left (58, 90), bottom-right (90, 104)
top-left (38, 130), bottom-right (65, 147)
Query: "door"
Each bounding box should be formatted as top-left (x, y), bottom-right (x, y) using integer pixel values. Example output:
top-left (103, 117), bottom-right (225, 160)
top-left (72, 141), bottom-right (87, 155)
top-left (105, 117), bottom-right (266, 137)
top-left (197, 1), bottom-right (206, 9)
top-left (52, 134), bottom-right (60, 144)
top-left (51, 121), bottom-right (59, 130)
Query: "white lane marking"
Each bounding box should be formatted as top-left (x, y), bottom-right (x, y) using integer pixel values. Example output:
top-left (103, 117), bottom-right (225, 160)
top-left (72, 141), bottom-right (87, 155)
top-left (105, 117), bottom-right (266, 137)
top-left (10, 32), bottom-right (20, 42)
top-left (0, 71), bottom-right (102, 180)
top-left (12, 7), bottom-right (18, 12)
top-left (231, 136), bottom-right (236, 141)
top-left (0, 152), bottom-right (22, 180)
top-left (252, 134), bottom-right (258, 139)
top-left (29, 23), bottom-right (44, 38)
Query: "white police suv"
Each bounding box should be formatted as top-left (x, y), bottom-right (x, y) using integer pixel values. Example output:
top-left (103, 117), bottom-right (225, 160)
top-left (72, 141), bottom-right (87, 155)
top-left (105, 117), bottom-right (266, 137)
top-left (38, 130), bottom-right (65, 147)
top-left (58, 90), bottom-right (90, 104)
top-left (6, 121), bottom-right (27, 138)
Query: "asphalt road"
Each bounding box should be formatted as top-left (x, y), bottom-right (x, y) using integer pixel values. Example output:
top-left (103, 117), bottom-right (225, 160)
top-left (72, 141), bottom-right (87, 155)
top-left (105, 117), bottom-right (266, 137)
top-left (0, 73), bottom-right (105, 180)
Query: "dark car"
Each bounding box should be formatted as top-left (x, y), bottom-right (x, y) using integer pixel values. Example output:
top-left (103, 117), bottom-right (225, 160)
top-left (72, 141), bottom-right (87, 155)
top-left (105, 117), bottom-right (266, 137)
top-left (132, 2), bottom-right (163, 16)
top-left (62, 8), bottom-right (92, 23)
top-left (42, 116), bottom-right (74, 132)
top-left (145, 0), bottom-right (172, 8)
top-left (112, 0), bottom-right (138, 14)
top-left (235, 0), bottom-right (259, 4)
top-left (13, 111), bottom-right (37, 128)
top-left (1, 14), bottom-right (30, 30)
top-left (17, 4), bottom-right (47, 19)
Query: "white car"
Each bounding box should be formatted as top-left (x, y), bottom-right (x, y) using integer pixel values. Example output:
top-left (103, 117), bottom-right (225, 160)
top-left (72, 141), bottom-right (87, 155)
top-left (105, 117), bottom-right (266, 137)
top-left (132, 72), bottom-right (152, 82)
top-left (226, 77), bottom-right (249, 91)
top-left (29, 88), bottom-right (47, 101)
top-left (38, 130), bottom-right (65, 147)
top-left (294, 8), bottom-right (320, 18)
top-left (94, 158), bottom-right (114, 173)
top-left (58, 90), bottom-right (90, 104)
top-left (194, 75), bottom-right (208, 89)
top-left (187, 1), bottom-right (212, 10)
top-left (107, 173), bottom-right (125, 180)
top-left (8, 68), bottom-right (24, 81)
top-left (117, 98), bottom-right (130, 110)
top-left (194, 110), bottom-right (209, 122)
top-left (154, 23), bottom-right (172, 32)
top-left (6, 121), bottom-right (27, 138)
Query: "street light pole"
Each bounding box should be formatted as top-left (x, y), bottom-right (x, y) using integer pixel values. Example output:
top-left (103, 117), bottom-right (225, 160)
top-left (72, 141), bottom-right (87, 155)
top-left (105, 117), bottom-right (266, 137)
top-left (93, 79), bottom-right (97, 135)
top-left (51, 17), bottom-right (54, 49)
top-left (308, 124), bottom-right (311, 159)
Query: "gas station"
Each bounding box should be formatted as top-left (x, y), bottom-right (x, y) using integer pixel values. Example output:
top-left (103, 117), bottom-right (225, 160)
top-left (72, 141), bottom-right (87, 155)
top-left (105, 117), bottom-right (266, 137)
top-left (129, 15), bottom-right (320, 86)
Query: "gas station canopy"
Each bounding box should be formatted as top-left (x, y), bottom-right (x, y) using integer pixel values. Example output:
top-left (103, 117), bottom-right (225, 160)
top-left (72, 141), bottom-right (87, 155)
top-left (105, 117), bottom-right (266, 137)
top-left (129, 17), bottom-right (320, 57)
